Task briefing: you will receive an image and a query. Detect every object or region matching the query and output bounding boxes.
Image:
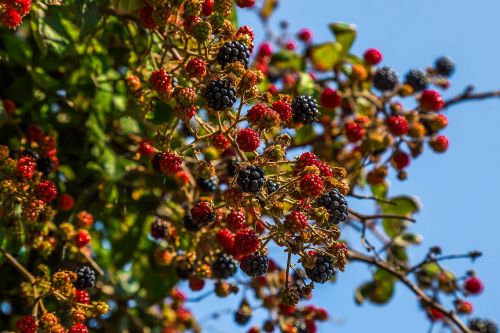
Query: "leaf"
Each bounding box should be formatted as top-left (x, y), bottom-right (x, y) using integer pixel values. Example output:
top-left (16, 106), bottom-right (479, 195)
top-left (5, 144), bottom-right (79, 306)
top-left (293, 126), bottom-right (316, 146)
top-left (369, 182), bottom-right (388, 199)
top-left (148, 101), bottom-right (174, 125)
top-left (270, 50), bottom-right (304, 71)
top-left (110, 0), bottom-right (143, 14)
top-left (381, 195), bottom-right (421, 238)
top-left (3, 34), bottom-right (33, 64)
top-left (229, 4), bottom-right (238, 29)
top-left (360, 280), bottom-right (395, 305)
top-left (76, 0), bottom-right (102, 39)
top-left (329, 23), bottom-right (357, 53)
top-left (296, 73), bottom-right (317, 96)
top-left (310, 42), bottom-right (342, 72)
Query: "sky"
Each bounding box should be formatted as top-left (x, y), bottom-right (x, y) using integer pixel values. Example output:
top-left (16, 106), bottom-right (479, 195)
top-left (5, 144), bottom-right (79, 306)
top-left (185, 1), bottom-right (500, 332)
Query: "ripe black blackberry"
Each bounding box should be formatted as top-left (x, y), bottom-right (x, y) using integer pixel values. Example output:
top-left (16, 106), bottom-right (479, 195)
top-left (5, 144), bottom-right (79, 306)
top-left (217, 41), bottom-right (251, 68)
top-left (150, 219), bottom-right (168, 239)
top-left (204, 79), bottom-right (237, 111)
top-left (404, 69), bottom-right (429, 92)
top-left (291, 95), bottom-right (319, 124)
top-left (74, 266), bottom-right (96, 290)
top-left (469, 319), bottom-right (498, 333)
top-left (36, 157), bottom-right (55, 175)
top-left (212, 253), bottom-right (238, 279)
top-left (197, 176), bottom-right (218, 192)
top-left (316, 188), bottom-right (349, 224)
top-left (435, 56), bottom-right (455, 77)
top-left (183, 215), bottom-right (202, 232)
top-left (266, 180), bottom-right (278, 193)
top-left (237, 165), bottom-right (265, 194)
top-left (240, 253), bottom-right (269, 277)
top-left (373, 66), bottom-right (399, 91)
top-left (305, 254), bottom-right (335, 284)
top-left (20, 149), bottom-right (39, 160)
top-left (234, 310), bottom-right (251, 325)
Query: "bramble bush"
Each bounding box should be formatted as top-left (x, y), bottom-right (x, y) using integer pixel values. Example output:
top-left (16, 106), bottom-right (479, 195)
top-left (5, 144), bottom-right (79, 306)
top-left (0, 1), bottom-right (499, 332)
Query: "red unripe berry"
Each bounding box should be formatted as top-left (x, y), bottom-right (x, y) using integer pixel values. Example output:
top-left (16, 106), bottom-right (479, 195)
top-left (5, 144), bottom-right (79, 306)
top-left (320, 88), bottom-right (342, 109)
top-left (285, 210), bottom-right (308, 232)
top-left (3, 99), bottom-right (16, 114)
top-left (26, 124), bottom-right (45, 142)
top-left (298, 28), bottom-right (313, 42)
top-left (392, 151), bottom-right (411, 170)
top-left (363, 48), bottom-right (383, 65)
top-left (17, 156), bottom-right (36, 179)
top-left (345, 122), bottom-right (365, 142)
top-left (16, 315), bottom-right (37, 333)
top-left (318, 162), bottom-right (333, 177)
top-left (235, 0), bottom-right (255, 8)
top-left (58, 193), bottom-right (75, 211)
top-left (313, 307), bottom-right (329, 321)
top-left (456, 300), bottom-right (474, 314)
top-left (189, 277), bottom-right (205, 291)
top-left (234, 228), bottom-right (260, 257)
top-left (258, 43), bottom-right (273, 57)
top-left (464, 276), bottom-right (483, 294)
top-left (386, 115), bottom-right (409, 136)
top-left (68, 323), bottom-right (89, 333)
top-left (191, 201), bottom-right (213, 222)
top-left (34, 180), bottom-right (57, 203)
top-left (285, 40), bottom-right (296, 51)
top-left (1, 7), bottom-right (22, 29)
top-left (236, 25), bottom-right (255, 42)
top-left (295, 152), bottom-right (320, 172)
top-left (139, 6), bottom-right (156, 30)
top-left (171, 288), bottom-right (186, 302)
top-left (138, 139), bottom-right (155, 156)
top-left (158, 152), bottom-right (182, 175)
top-left (279, 304), bottom-right (296, 316)
top-left (236, 128), bottom-right (260, 152)
top-left (247, 104), bottom-right (271, 125)
top-left (267, 84), bottom-right (278, 94)
top-left (76, 210), bottom-right (94, 228)
top-left (75, 230), bottom-right (91, 248)
top-left (226, 211), bottom-right (246, 231)
top-left (272, 100), bottom-right (292, 122)
top-left (216, 228), bottom-right (235, 252)
top-left (427, 307), bottom-right (445, 321)
top-left (420, 89), bottom-right (445, 111)
top-left (149, 68), bottom-right (172, 96)
top-left (211, 133), bottom-right (231, 150)
top-left (201, 0), bottom-right (214, 16)
top-left (300, 174), bottom-right (324, 197)
top-left (12, 0), bottom-right (32, 16)
top-left (74, 290), bottom-right (90, 305)
top-left (174, 171), bottom-right (190, 186)
top-left (430, 135), bottom-right (449, 153)
top-left (185, 57), bottom-right (207, 78)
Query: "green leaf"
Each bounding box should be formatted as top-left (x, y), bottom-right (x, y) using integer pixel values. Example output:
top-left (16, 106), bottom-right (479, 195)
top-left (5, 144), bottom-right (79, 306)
top-left (270, 50), bottom-right (304, 71)
top-left (3, 34), bottom-right (32, 64)
top-left (310, 42), bottom-right (342, 71)
top-left (229, 4), bottom-right (238, 29)
top-left (296, 73), bottom-right (317, 96)
top-left (381, 195), bottom-right (421, 238)
top-left (369, 182), bottom-right (388, 199)
top-left (148, 101), bottom-right (174, 125)
top-left (76, 0), bottom-right (102, 39)
top-left (329, 23), bottom-right (357, 53)
top-left (293, 126), bottom-right (316, 146)
top-left (360, 280), bottom-right (395, 305)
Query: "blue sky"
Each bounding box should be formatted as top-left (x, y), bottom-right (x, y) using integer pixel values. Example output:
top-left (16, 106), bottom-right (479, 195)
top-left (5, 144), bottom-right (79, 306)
top-left (185, 1), bottom-right (500, 332)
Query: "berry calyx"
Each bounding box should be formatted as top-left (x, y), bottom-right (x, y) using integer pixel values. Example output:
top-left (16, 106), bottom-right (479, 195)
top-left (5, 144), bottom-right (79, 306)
top-left (363, 48), bottom-right (382, 65)
top-left (320, 88), bottom-right (342, 109)
top-left (236, 128), bottom-right (261, 152)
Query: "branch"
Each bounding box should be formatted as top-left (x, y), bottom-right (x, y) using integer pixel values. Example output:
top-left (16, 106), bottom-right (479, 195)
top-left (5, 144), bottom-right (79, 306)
top-left (445, 85), bottom-right (500, 109)
top-left (347, 250), bottom-right (470, 333)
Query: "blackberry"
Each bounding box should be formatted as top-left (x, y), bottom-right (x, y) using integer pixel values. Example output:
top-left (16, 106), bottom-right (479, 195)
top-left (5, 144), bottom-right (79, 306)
top-left (217, 41), bottom-right (251, 68)
top-left (240, 253), bottom-right (269, 277)
top-left (404, 69), bottom-right (429, 92)
top-left (150, 219), bottom-right (168, 239)
top-left (74, 266), bottom-right (96, 290)
top-left (204, 79), bottom-right (237, 111)
top-left (235, 310), bottom-right (251, 325)
top-left (266, 180), bottom-right (279, 193)
top-left (36, 157), bottom-right (55, 175)
top-left (184, 215), bottom-right (202, 232)
top-left (197, 176), bottom-right (218, 192)
top-left (469, 319), bottom-right (498, 333)
top-left (435, 56), bottom-right (455, 77)
top-left (20, 149), bottom-right (39, 160)
top-left (291, 95), bottom-right (319, 124)
top-left (237, 165), bottom-right (265, 194)
top-left (212, 253), bottom-right (238, 279)
top-left (316, 188), bottom-right (348, 224)
top-left (305, 254), bottom-right (335, 284)
top-left (373, 66), bottom-right (399, 91)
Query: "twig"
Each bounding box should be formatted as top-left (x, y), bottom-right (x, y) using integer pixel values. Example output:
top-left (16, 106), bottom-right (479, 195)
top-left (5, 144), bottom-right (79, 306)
top-left (445, 86), bottom-right (500, 109)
